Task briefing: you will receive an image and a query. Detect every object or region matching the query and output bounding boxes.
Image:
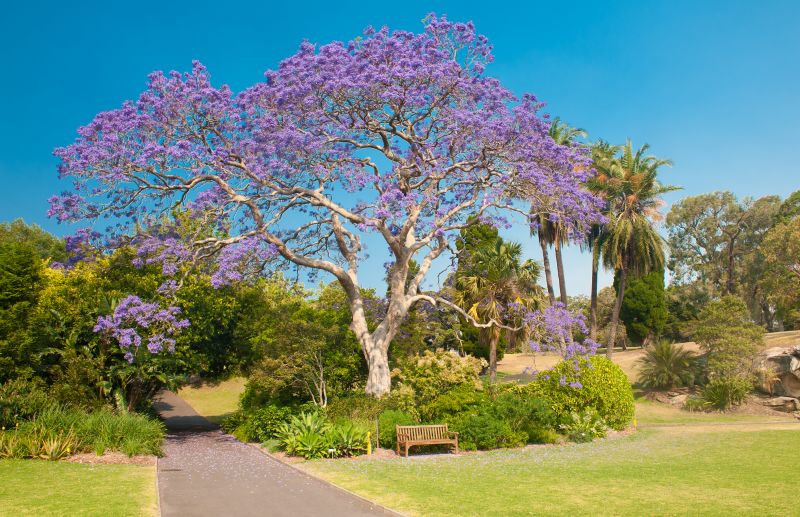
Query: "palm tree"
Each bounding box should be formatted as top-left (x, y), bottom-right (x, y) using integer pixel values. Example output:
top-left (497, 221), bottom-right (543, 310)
top-left (584, 141), bottom-right (621, 340)
top-left (453, 238), bottom-right (542, 381)
top-left (596, 141), bottom-right (679, 357)
top-left (531, 118), bottom-right (587, 306)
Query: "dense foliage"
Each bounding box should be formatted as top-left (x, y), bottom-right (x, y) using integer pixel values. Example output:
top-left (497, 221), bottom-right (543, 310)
top-left (528, 356), bottom-right (634, 430)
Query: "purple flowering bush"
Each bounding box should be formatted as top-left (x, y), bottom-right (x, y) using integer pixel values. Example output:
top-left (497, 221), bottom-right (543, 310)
top-left (94, 295), bottom-right (190, 411)
top-left (527, 355), bottom-right (634, 430)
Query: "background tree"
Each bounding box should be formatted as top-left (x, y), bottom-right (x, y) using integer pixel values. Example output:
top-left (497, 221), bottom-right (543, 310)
top-left (529, 118), bottom-right (588, 305)
top-left (666, 192), bottom-right (781, 325)
top-left (585, 141), bottom-right (621, 339)
top-left (596, 141), bottom-right (677, 357)
top-left (50, 17), bottom-right (602, 396)
top-left (618, 268), bottom-right (667, 346)
top-left (453, 237), bottom-right (542, 381)
top-left (759, 216), bottom-right (800, 329)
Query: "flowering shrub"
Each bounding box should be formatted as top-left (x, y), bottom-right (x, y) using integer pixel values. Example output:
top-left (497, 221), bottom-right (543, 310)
top-left (94, 295), bottom-right (189, 411)
top-left (529, 356), bottom-right (634, 430)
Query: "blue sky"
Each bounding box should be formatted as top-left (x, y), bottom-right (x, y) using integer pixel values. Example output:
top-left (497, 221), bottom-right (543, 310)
top-left (1, 1), bottom-right (798, 295)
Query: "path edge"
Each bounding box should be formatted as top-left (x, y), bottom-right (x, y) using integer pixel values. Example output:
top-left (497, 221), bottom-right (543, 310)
top-left (155, 456), bottom-right (162, 517)
top-left (247, 443), bottom-right (405, 517)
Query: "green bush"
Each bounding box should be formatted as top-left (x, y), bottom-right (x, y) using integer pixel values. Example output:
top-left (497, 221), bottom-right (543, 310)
top-left (559, 409), bottom-right (607, 443)
top-left (421, 385), bottom-right (489, 422)
top-left (637, 341), bottom-right (700, 389)
top-left (325, 394), bottom-right (387, 422)
top-left (451, 413), bottom-right (526, 451)
top-left (250, 405), bottom-right (292, 442)
top-left (529, 356), bottom-right (634, 430)
top-left (700, 377), bottom-right (751, 410)
top-left (487, 391), bottom-right (556, 443)
top-left (377, 410), bottom-right (417, 450)
top-left (0, 378), bottom-right (55, 428)
top-left (391, 350), bottom-right (485, 417)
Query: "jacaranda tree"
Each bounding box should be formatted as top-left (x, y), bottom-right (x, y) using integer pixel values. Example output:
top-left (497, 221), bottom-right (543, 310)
top-left (50, 16), bottom-right (602, 396)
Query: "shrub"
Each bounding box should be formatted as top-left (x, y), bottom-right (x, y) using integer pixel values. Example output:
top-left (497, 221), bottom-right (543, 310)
top-left (325, 394), bottom-right (387, 422)
top-left (487, 391), bottom-right (557, 442)
top-left (451, 413), bottom-right (526, 451)
top-left (0, 378), bottom-right (55, 428)
top-left (699, 377), bottom-right (751, 410)
top-left (377, 410), bottom-right (417, 450)
top-left (637, 341), bottom-right (700, 389)
top-left (250, 405), bottom-right (292, 442)
top-left (421, 385), bottom-right (489, 422)
top-left (327, 421), bottom-right (368, 457)
top-left (529, 356), bottom-right (634, 430)
top-left (392, 350), bottom-right (485, 409)
top-left (273, 411), bottom-right (367, 459)
top-left (692, 296), bottom-right (764, 379)
top-left (559, 409), bottom-right (607, 443)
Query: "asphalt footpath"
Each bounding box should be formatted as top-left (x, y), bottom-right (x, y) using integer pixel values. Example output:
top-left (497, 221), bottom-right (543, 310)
top-left (153, 390), bottom-right (397, 517)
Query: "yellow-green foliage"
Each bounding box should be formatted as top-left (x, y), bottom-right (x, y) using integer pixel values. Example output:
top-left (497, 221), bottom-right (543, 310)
top-left (390, 350), bottom-right (486, 418)
top-left (528, 356), bottom-right (634, 430)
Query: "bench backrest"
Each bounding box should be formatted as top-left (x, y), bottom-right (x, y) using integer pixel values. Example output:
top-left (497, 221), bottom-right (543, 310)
top-left (396, 424), bottom-right (450, 441)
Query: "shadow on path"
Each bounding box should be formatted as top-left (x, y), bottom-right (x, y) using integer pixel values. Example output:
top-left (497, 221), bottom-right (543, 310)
top-left (155, 390), bottom-right (396, 517)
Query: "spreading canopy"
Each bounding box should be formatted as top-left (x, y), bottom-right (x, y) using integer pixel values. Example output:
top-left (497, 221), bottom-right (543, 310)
top-left (51, 16), bottom-right (603, 395)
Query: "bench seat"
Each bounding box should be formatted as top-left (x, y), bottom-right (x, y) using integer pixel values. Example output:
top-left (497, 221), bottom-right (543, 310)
top-left (396, 424), bottom-right (459, 457)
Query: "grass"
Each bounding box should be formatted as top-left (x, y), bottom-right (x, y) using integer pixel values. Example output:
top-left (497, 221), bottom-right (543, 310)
top-left (177, 377), bottom-right (245, 424)
top-left (302, 427), bottom-right (799, 516)
top-left (0, 459), bottom-right (157, 516)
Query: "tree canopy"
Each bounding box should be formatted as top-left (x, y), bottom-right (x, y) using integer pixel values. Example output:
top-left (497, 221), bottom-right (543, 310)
top-left (50, 16), bottom-right (602, 395)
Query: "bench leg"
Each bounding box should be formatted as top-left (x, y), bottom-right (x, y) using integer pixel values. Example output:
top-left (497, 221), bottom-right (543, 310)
top-left (404, 444), bottom-right (410, 457)
top-left (454, 442), bottom-right (458, 455)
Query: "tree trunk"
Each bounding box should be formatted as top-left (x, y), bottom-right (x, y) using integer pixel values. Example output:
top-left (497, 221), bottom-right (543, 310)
top-left (488, 328), bottom-right (500, 383)
top-left (589, 248), bottom-right (599, 341)
top-left (606, 266), bottom-right (627, 359)
top-left (539, 233), bottom-right (556, 305)
top-left (726, 240), bottom-right (736, 294)
top-left (554, 238), bottom-right (567, 305)
top-left (365, 344), bottom-right (391, 397)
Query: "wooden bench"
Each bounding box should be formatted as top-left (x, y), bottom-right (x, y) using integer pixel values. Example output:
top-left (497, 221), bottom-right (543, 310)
top-left (396, 424), bottom-right (459, 457)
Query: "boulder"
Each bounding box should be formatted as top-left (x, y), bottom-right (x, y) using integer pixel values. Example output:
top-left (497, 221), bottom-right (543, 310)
top-left (757, 346), bottom-right (800, 397)
top-left (762, 396), bottom-right (800, 412)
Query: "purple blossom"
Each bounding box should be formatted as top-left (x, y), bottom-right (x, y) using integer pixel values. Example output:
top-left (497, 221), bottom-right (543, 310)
top-left (94, 295), bottom-right (189, 363)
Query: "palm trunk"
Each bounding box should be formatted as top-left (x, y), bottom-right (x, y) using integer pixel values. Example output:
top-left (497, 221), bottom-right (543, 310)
top-left (539, 233), bottom-right (556, 305)
top-left (606, 266), bottom-right (627, 359)
top-left (589, 248), bottom-right (599, 341)
top-left (488, 328), bottom-right (500, 383)
top-left (554, 238), bottom-right (567, 305)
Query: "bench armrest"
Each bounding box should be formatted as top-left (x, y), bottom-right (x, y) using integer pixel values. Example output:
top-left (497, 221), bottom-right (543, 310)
top-left (449, 431), bottom-right (459, 438)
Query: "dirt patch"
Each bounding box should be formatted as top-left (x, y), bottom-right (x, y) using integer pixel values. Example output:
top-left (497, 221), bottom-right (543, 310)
top-left (64, 452), bottom-right (157, 466)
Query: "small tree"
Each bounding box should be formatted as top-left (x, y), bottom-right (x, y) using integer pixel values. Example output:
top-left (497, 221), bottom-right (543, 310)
top-left (618, 268), bottom-right (667, 346)
top-left (692, 296), bottom-right (764, 380)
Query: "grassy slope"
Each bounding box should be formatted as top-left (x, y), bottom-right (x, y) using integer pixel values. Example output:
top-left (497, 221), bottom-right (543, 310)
top-left (302, 428), bottom-right (799, 516)
top-left (0, 460), bottom-right (157, 517)
top-left (177, 377), bottom-right (245, 424)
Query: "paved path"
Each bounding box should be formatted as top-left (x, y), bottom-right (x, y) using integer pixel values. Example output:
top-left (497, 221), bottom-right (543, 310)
top-left (154, 391), bottom-right (395, 517)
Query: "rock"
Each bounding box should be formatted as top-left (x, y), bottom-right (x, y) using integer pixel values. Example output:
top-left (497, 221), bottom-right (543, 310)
top-left (757, 346), bottom-right (800, 397)
top-left (670, 394), bottom-right (688, 406)
top-left (762, 396), bottom-right (799, 412)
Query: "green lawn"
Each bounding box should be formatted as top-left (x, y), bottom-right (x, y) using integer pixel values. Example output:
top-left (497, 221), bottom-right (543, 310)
top-left (0, 460), bottom-right (156, 516)
top-left (177, 377), bottom-right (245, 424)
top-left (302, 427), bottom-right (799, 516)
